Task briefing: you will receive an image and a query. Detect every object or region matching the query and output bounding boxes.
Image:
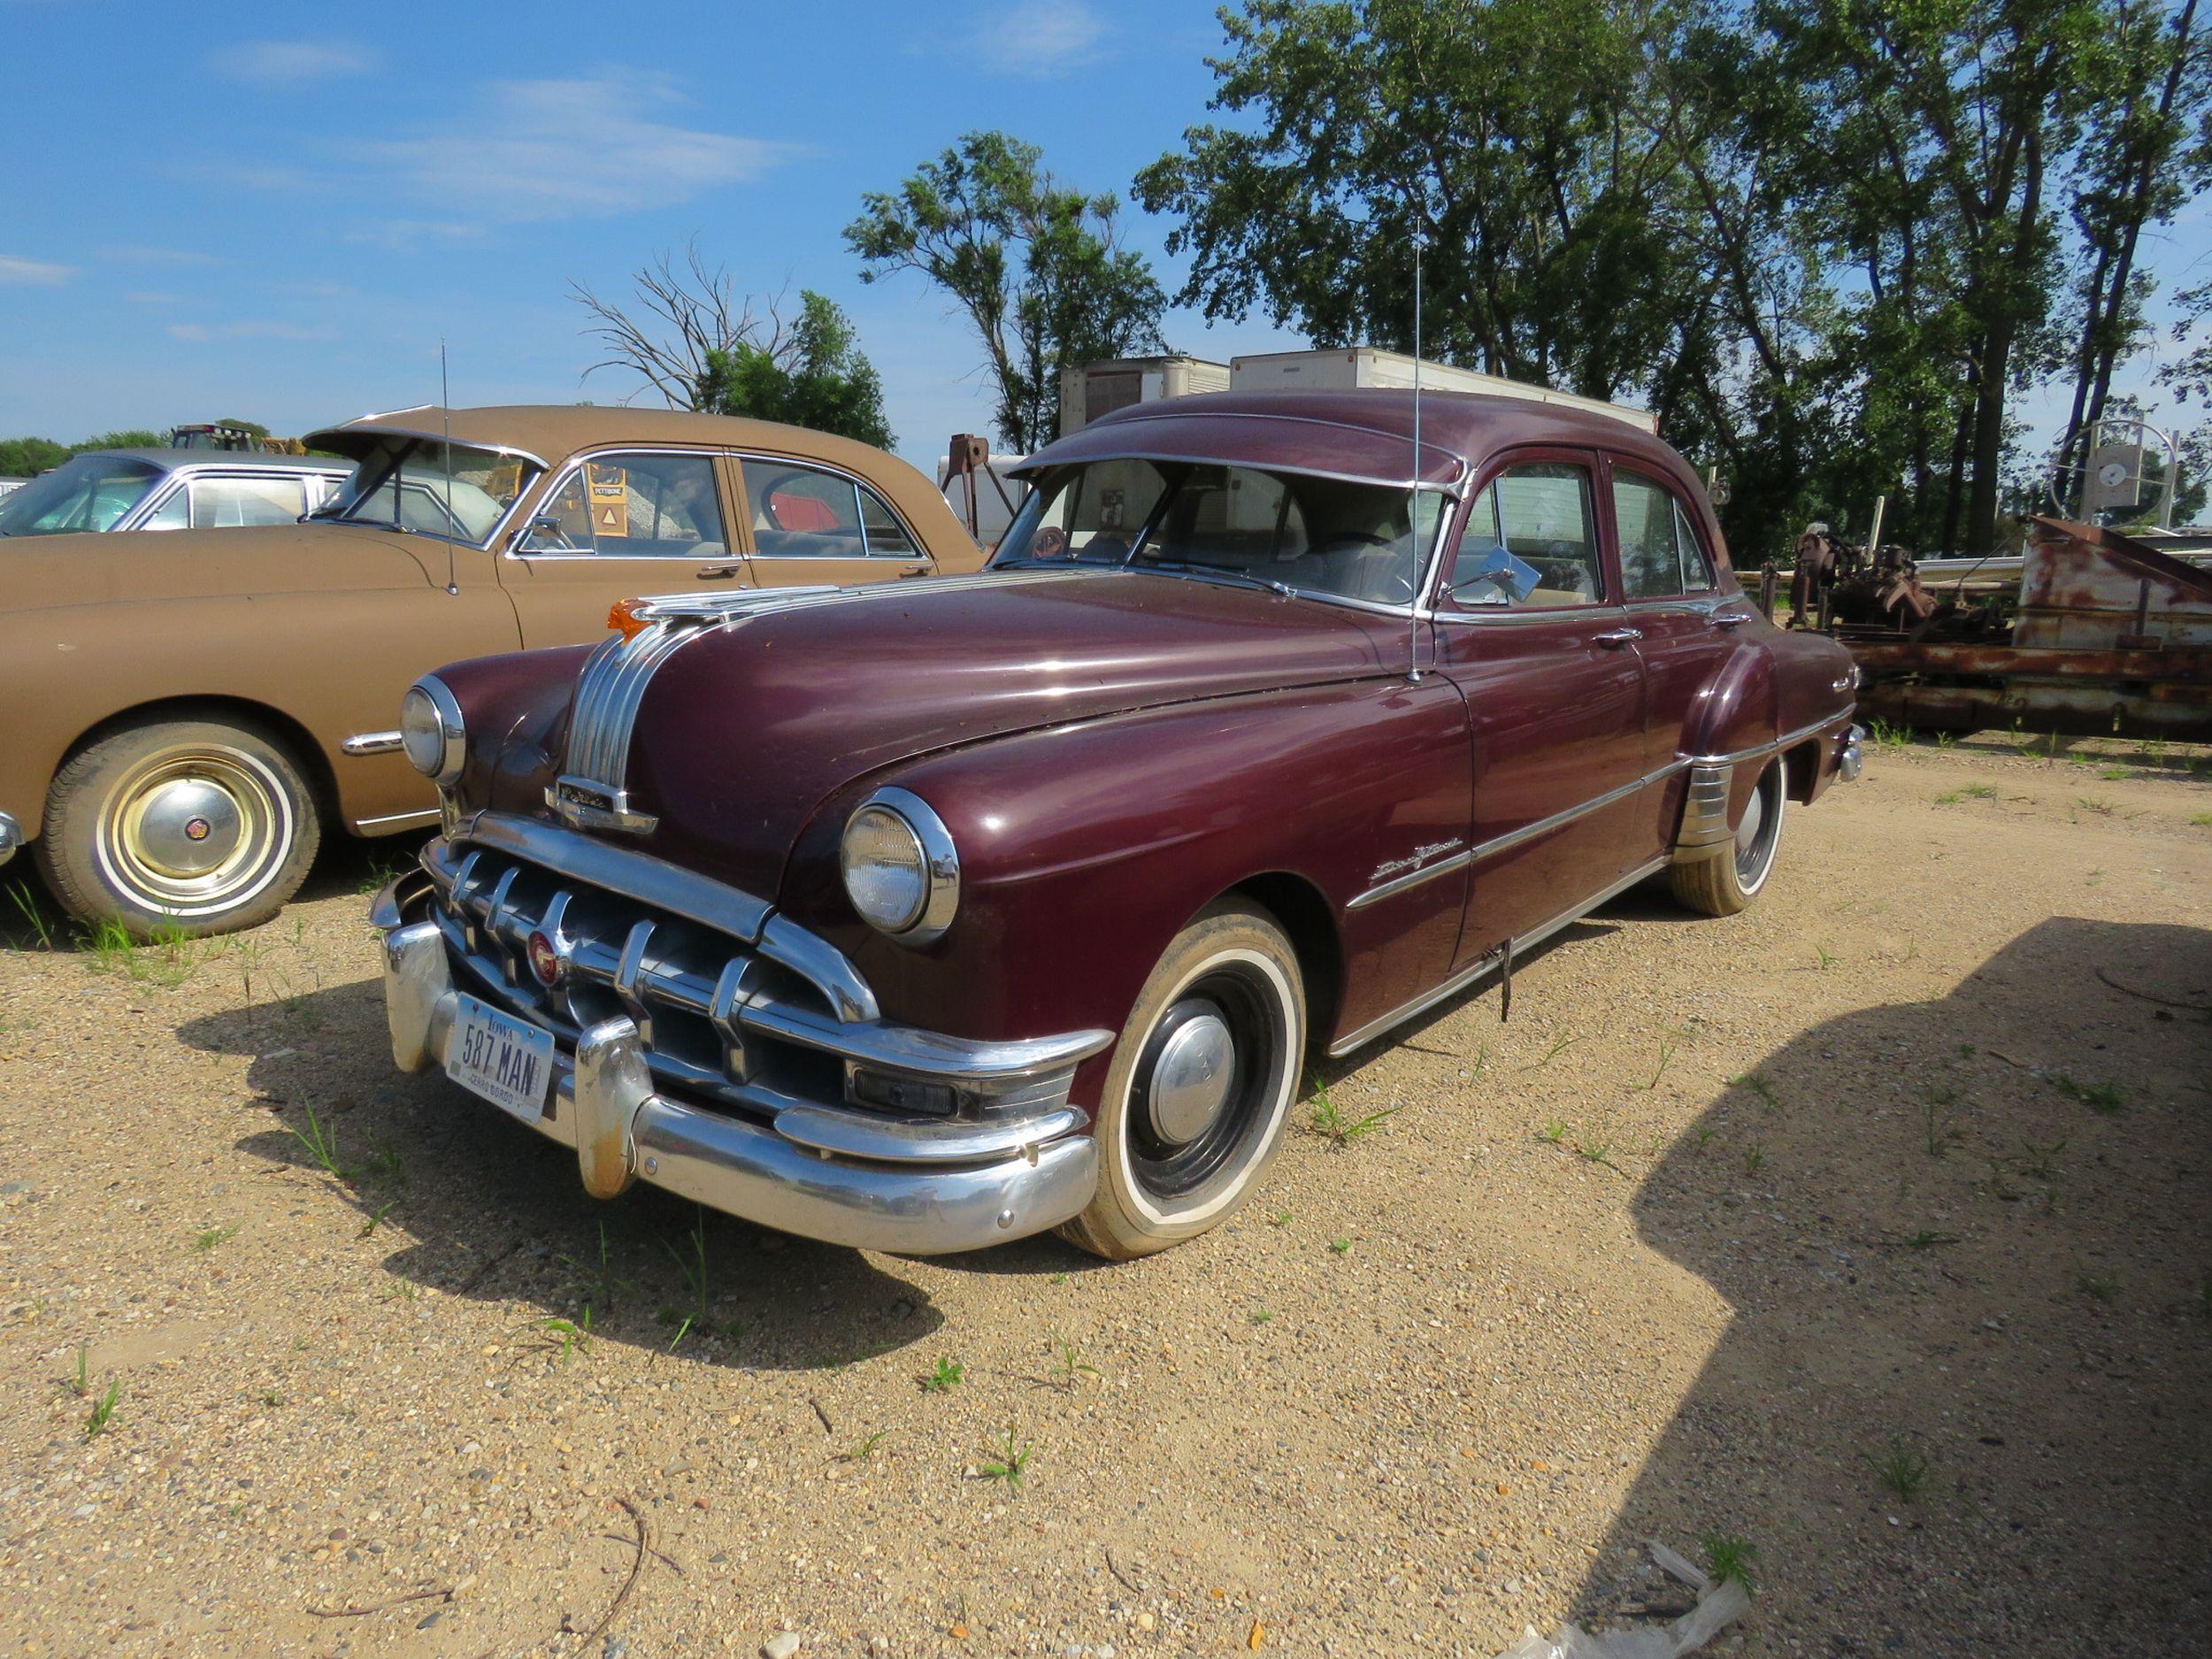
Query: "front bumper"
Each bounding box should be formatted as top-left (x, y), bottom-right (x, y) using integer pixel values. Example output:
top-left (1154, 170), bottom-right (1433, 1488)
top-left (376, 873), bottom-right (1103, 1254)
top-left (0, 811), bottom-right (21, 868)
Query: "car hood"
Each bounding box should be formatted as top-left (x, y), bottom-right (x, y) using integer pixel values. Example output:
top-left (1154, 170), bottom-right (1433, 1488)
top-left (574, 568), bottom-right (1406, 898)
top-left (0, 523), bottom-right (446, 616)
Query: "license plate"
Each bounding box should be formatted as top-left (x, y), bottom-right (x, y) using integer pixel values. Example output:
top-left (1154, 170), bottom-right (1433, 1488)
top-left (445, 993), bottom-right (556, 1125)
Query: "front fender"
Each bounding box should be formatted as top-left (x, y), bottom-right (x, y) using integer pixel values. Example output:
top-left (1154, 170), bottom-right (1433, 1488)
top-left (775, 675), bottom-right (1475, 1087)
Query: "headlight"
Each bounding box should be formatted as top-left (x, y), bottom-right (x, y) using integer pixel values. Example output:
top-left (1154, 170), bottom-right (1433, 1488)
top-left (399, 676), bottom-right (465, 787)
top-left (840, 787), bottom-right (959, 944)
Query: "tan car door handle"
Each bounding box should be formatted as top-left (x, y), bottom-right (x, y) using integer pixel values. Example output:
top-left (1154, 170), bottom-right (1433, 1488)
top-left (895, 563), bottom-right (933, 579)
top-left (697, 563), bottom-right (743, 580)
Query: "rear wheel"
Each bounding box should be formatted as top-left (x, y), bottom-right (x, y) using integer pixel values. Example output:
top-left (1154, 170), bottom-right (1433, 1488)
top-left (37, 717), bottom-right (321, 936)
top-left (1061, 903), bottom-right (1306, 1260)
top-left (1669, 757), bottom-right (1786, 917)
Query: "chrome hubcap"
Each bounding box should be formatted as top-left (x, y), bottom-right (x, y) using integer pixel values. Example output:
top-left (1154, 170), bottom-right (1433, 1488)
top-left (1146, 1007), bottom-right (1236, 1146)
top-left (1734, 787), bottom-right (1765, 859)
top-left (96, 747), bottom-right (291, 917)
top-left (132, 778), bottom-right (243, 877)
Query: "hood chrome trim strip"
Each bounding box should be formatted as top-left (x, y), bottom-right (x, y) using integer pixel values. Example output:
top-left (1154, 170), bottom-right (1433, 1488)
top-left (550, 569), bottom-right (1092, 834)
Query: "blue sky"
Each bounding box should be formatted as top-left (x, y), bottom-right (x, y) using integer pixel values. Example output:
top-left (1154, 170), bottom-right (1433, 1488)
top-left (1, 0), bottom-right (2206, 478)
top-left (0, 0), bottom-right (1302, 470)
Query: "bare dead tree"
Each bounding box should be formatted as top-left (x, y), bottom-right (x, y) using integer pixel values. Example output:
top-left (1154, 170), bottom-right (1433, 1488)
top-left (570, 241), bottom-right (793, 410)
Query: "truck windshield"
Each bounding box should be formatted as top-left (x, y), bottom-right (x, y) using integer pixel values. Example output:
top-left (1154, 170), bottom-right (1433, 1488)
top-left (314, 437), bottom-right (538, 545)
top-left (0, 454), bottom-right (163, 536)
top-left (992, 458), bottom-right (1440, 607)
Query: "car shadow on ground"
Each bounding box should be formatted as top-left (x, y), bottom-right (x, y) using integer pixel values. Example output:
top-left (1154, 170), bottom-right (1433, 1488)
top-left (178, 979), bottom-right (951, 1372)
top-left (1565, 917), bottom-right (2212, 1654)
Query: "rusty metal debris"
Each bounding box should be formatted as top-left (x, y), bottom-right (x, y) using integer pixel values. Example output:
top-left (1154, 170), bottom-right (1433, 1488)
top-left (1786, 516), bottom-right (2212, 741)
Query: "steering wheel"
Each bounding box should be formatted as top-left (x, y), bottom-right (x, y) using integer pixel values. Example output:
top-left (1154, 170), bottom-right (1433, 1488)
top-left (1031, 526), bottom-right (1071, 559)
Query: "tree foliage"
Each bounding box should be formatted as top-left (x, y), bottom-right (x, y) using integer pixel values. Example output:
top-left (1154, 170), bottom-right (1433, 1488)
top-left (847, 131), bottom-right (1169, 452)
top-left (1139, 0), bottom-right (2212, 557)
top-left (698, 290), bottom-right (894, 449)
top-left (572, 246), bottom-right (893, 446)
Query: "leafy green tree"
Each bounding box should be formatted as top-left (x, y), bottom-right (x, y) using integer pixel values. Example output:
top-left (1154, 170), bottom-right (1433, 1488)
top-left (847, 131), bottom-right (1168, 451)
top-left (698, 290), bottom-right (894, 448)
top-left (0, 437), bottom-right (70, 477)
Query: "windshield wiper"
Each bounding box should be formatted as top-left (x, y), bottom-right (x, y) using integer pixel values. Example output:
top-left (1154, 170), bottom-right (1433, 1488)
top-left (1137, 559), bottom-right (1296, 599)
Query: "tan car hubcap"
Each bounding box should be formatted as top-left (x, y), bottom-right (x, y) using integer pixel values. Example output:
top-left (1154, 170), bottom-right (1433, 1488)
top-left (96, 749), bottom-right (292, 918)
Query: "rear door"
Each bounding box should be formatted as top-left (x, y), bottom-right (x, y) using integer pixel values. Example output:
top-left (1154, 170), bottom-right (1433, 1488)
top-left (1432, 450), bottom-right (1648, 969)
top-left (501, 447), bottom-right (747, 649)
top-left (1607, 460), bottom-right (1741, 864)
top-left (735, 455), bottom-right (938, 589)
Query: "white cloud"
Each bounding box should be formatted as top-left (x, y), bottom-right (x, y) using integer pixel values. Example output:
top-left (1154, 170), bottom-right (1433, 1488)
top-left (211, 39), bottom-right (379, 87)
top-left (972, 0), bottom-right (1109, 76)
top-left (0, 253), bottom-right (72, 285)
top-left (98, 244), bottom-right (221, 266)
top-left (351, 73), bottom-right (795, 226)
top-left (166, 320), bottom-right (339, 343)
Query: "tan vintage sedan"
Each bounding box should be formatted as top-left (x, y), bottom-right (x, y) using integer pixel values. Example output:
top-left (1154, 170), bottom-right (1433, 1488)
top-left (0, 405), bottom-right (983, 934)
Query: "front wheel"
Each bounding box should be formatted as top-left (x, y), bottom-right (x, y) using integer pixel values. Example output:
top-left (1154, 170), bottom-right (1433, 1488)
top-left (36, 717), bottom-right (322, 937)
top-left (1669, 757), bottom-right (1786, 917)
top-left (1061, 902), bottom-right (1306, 1260)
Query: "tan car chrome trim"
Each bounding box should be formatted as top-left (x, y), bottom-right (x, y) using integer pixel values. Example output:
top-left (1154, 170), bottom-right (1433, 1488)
top-left (342, 730), bottom-right (403, 756)
top-left (0, 810), bottom-right (22, 866)
top-left (356, 808), bottom-right (441, 829)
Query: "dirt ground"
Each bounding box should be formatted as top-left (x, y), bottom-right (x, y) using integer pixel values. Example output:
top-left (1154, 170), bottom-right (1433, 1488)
top-left (2, 731), bottom-right (2208, 1659)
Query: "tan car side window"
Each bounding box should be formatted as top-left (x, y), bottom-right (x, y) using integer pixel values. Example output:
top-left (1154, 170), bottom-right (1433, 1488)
top-left (741, 458), bottom-right (919, 558)
top-left (531, 452), bottom-right (727, 557)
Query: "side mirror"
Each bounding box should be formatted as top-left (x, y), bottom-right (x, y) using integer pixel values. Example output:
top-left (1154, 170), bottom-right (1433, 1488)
top-left (1460, 543), bottom-right (1542, 604)
top-left (522, 515), bottom-right (568, 550)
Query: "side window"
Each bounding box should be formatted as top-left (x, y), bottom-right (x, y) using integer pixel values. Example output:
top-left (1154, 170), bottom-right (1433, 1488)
top-left (191, 476), bottom-right (307, 529)
top-left (856, 482), bottom-right (921, 557)
top-left (741, 459), bottom-right (867, 557)
top-left (528, 452), bottom-right (726, 556)
top-left (1612, 469), bottom-right (1684, 600)
top-left (1672, 498), bottom-right (1715, 592)
top-left (142, 486), bottom-right (189, 531)
top-left (1448, 462), bottom-right (1601, 607)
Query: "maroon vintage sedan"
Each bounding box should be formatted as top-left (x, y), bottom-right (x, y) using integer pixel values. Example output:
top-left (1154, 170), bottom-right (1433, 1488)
top-left (373, 390), bottom-right (1863, 1259)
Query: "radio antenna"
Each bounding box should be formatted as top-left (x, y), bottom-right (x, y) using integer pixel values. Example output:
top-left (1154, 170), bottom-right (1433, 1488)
top-left (440, 338), bottom-right (458, 595)
top-left (1407, 227), bottom-right (1426, 682)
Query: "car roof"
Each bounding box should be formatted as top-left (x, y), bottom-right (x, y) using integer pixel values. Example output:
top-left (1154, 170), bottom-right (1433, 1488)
top-left (73, 449), bottom-right (352, 474)
top-left (308, 404), bottom-right (907, 476)
top-left (1017, 388), bottom-right (1701, 493)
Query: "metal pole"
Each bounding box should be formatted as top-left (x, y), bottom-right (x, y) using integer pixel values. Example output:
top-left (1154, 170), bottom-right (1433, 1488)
top-left (1866, 493), bottom-right (1888, 559)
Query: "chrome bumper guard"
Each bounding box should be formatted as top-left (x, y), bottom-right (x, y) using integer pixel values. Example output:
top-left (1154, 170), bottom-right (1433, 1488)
top-left (0, 811), bottom-right (19, 868)
top-left (374, 820), bottom-right (1111, 1254)
top-left (1838, 723), bottom-right (1866, 783)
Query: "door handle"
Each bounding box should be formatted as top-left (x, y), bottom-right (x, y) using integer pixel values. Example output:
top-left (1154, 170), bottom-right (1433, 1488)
top-left (1710, 611), bottom-right (1752, 628)
top-left (697, 563), bottom-right (742, 580)
top-left (1593, 627), bottom-right (1643, 648)
top-left (896, 564), bottom-right (933, 579)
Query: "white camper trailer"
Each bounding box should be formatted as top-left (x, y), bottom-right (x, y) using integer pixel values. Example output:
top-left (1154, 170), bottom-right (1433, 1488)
top-left (1057, 356), bottom-right (1232, 437)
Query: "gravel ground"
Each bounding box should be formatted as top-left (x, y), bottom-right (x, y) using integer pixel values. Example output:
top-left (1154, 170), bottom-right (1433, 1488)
top-left (2, 732), bottom-right (2208, 1659)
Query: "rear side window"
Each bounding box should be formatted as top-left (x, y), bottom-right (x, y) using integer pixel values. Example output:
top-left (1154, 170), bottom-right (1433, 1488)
top-left (741, 458), bottom-right (916, 557)
top-left (1615, 468), bottom-right (1714, 599)
top-left (190, 475), bottom-right (308, 529)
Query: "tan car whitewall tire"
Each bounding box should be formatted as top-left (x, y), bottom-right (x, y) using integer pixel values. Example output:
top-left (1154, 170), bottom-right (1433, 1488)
top-left (1669, 757), bottom-right (1787, 918)
top-left (1061, 902), bottom-right (1306, 1261)
top-left (37, 718), bottom-right (321, 937)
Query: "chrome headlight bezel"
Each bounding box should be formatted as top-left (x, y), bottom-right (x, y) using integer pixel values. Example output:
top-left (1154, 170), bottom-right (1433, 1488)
top-left (399, 675), bottom-right (466, 788)
top-left (840, 787), bottom-right (959, 945)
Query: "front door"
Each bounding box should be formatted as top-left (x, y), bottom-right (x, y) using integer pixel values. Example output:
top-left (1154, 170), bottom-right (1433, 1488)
top-left (735, 455), bottom-right (938, 589)
top-left (502, 448), bottom-right (749, 648)
top-left (1607, 461), bottom-right (1738, 865)
top-left (1432, 453), bottom-right (1648, 969)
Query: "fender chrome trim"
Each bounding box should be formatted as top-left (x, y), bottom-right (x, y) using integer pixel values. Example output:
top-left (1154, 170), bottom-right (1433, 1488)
top-left (0, 810), bottom-right (22, 867)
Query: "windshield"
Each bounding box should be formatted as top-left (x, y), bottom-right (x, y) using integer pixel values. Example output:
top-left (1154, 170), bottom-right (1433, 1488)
top-left (316, 437), bottom-right (537, 544)
top-left (0, 454), bottom-right (163, 536)
top-left (991, 458), bottom-right (1440, 606)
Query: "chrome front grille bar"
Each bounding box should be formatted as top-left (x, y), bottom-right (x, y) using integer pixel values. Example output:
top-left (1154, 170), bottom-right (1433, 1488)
top-left (419, 815), bottom-right (1112, 1160)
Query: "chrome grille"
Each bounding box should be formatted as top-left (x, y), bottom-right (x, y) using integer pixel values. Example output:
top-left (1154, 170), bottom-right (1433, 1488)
top-left (420, 816), bottom-right (1106, 1140)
